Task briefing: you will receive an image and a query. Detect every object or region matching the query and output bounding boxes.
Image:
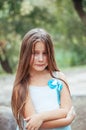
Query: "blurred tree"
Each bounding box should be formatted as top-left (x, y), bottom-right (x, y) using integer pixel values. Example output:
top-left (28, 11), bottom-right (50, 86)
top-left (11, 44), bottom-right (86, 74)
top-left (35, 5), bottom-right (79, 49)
top-left (72, 0), bottom-right (86, 25)
top-left (0, 41), bottom-right (12, 73)
top-left (0, 0), bottom-right (86, 73)
top-left (54, 0), bottom-right (86, 66)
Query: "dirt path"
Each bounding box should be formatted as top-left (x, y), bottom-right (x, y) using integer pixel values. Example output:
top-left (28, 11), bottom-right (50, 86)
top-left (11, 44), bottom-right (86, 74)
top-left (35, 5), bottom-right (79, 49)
top-left (71, 96), bottom-right (86, 130)
top-left (63, 67), bottom-right (86, 96)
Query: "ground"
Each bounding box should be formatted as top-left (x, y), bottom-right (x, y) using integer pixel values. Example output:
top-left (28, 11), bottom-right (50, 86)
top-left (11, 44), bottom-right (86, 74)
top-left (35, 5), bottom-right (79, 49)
top-left (71, 96), bottom-right (86, 130)
top-left (64, 67), bottom-right (86, 130)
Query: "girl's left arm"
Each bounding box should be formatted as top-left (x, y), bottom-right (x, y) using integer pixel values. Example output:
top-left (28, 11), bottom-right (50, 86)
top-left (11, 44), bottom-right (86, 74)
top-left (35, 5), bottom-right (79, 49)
top-left (41, 107), bottom-right (75, 129)
top-left (29, 72), bottom-right (72, 122)
top-left (40, 76), bottom-right (75, 129)
top-left (25, 106), bottom-right (75, 129)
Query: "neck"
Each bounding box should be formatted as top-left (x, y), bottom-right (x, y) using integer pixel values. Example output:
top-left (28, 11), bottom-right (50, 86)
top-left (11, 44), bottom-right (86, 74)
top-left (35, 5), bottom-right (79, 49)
top-left (30, 69), bottom-right (48, 77)
top-left (29, 69), bottom-right (51, 86)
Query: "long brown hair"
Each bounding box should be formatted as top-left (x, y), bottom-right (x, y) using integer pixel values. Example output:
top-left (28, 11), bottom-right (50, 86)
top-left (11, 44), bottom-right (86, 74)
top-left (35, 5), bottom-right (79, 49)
top-left (11, 28), bottom-right (60, 129)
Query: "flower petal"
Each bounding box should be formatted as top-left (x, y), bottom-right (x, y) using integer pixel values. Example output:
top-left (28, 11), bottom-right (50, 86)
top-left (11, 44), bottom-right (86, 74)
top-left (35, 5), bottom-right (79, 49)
top-left (48, 79), bottom-right (57, 89)
top-left (57, 80), bottom-right (63, 91)
top-left (48, 79), bottom-right (63, 91)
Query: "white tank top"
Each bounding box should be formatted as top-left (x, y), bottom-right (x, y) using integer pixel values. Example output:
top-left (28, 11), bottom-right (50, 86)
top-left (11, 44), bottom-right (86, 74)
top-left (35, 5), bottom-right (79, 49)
top-left (29, 85), bottom-right (59, 113)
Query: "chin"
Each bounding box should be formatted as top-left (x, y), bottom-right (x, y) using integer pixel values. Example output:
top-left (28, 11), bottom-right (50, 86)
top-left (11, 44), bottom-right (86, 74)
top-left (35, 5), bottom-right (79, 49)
top-left (34, 67), bottom-right (46, 71)
top-left (35, 69), bottom-right (45, 71)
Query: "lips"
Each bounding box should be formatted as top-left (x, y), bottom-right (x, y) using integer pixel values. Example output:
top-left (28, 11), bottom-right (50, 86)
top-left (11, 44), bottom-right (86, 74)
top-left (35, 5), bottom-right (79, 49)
top-left (35, 64), bottom-right (44, 66)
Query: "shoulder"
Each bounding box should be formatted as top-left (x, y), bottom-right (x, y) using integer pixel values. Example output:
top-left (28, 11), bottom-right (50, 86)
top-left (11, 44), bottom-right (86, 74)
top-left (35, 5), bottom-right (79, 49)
top-left (54, 71), bottom-right (67, 82)
top-left (54, 71), bottom-right (70, 90)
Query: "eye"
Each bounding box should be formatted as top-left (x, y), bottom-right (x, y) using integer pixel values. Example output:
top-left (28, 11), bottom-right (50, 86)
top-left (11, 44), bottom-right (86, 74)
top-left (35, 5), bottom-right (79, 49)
top-left (43, 52), bottom-right (47, 55)
top-left (32, 51), bottom-right (39, 55)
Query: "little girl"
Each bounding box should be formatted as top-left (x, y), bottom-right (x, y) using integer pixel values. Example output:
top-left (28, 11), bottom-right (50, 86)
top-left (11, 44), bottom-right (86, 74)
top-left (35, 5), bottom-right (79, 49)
top-left (11, 28), bottom-right (75, 130)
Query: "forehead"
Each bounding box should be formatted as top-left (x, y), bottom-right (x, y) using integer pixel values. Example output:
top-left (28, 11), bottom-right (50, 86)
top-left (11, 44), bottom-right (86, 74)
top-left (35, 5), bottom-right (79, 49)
top-left (33, 41), bottom-right (46, 51)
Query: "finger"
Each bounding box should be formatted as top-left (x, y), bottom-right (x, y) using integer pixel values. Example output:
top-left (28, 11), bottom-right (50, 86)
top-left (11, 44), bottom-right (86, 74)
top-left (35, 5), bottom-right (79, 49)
top-left (34, 127), bottom-right (39, 130)
top-left (25, 122), bottom-right (30, 129)
top-left (24, 117), bottom-right (30, 122)
top-left (34, 128), bottom-right (37, 130)
top-left (71, 106), bottom-right (76, 115)
top-left (26, 123), bottom-right (34, 130)
top-left (28, 125), bottom-right (34, 130)
top-left (70, 106), bottom-right (76, 117)
top-left (70, 106), bottom-right (74, 111)
top-left (72, 108), bottom-right (76, 116)
top-left (69, 106), bottom-right (74, 113)
top-left (31, 128), bottom-right (35, 130)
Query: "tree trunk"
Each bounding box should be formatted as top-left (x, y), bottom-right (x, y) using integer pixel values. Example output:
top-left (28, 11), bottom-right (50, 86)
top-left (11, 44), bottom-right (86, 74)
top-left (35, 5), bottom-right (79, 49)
top-left (72, 0), bottom-right (86, 25)
top-left (0, 56), bottom-right (12, 73)
top-left (0, 41), bottom-right (13, 73)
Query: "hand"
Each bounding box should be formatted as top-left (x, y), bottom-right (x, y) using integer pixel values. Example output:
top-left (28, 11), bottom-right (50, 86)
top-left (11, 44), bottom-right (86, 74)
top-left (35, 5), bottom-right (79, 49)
top-left (67, 106), bottom-right (76, 121)
top-left (24, 114), bottom-right (43, 130)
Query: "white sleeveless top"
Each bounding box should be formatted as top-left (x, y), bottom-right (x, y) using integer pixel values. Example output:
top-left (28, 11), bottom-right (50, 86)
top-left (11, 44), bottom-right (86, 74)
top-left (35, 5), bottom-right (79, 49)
top-left (28, 85), bottom-right (71, 130)
top-left (29, 85), bottom-right (59, 113)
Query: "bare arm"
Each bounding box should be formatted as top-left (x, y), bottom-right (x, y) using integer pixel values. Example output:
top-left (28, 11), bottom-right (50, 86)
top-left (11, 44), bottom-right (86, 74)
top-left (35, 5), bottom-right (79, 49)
top-left (23, 96), bottom-right (35, 117)
top-left (41, 117), bottom-right (72, 129)
top-left (24, 98), bottom-right (67, 120)
top-left (25, 106), bottom-right (75, 129)
top-left (59, 72), bottom-right (72, 111)
top-left (41, 106), bottom-right (75, 129)
top-left (40, 72), bottom-right (75, 128)
top-left (36, 79), bottom-right (72, 122)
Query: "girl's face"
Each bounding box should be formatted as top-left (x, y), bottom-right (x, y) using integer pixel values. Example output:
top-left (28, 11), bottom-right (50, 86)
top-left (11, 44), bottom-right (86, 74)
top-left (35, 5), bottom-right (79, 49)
top-left (30, 41), bottom-right (48, 72)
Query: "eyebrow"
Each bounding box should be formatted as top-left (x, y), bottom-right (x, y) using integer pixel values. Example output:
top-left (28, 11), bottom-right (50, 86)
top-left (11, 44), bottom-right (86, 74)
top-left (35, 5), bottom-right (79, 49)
top-left (33, 49), bottom-right (46, 51)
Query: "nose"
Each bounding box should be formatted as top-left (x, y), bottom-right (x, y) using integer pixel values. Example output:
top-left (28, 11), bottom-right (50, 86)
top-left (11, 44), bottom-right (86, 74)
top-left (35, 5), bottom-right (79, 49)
top-left (38, 54), bottom-right (43, 61)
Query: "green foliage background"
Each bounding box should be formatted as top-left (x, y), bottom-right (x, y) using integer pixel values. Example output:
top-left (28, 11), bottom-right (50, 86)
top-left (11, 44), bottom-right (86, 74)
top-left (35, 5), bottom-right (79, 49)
top-left (0, 0), bottom-right (86, 73)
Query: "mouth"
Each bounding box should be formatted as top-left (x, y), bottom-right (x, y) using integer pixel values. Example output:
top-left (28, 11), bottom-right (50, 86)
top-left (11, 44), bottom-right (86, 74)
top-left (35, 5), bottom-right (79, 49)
top-left (35, 64), bottom-right (44, 66)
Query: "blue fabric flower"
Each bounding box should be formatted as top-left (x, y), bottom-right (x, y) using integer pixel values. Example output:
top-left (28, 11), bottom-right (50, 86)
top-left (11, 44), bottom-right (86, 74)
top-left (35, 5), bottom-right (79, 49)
top-left (48, 78), bottom-right (63, 104)
top-left (48, 78), bottom-right (63, 92)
